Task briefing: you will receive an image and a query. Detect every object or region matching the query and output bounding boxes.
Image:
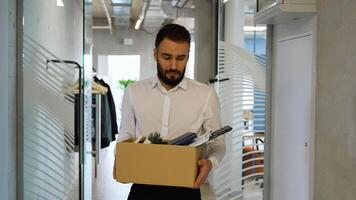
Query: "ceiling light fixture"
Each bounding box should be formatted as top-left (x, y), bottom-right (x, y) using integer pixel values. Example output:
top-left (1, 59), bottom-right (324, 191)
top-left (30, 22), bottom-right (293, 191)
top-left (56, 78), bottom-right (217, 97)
top-left (56, 0), bottom-right (64, 7)
top-left (243, 26), bottom-right (267, 32)
top-left (134, 0), bottom-right (150, 30)
top-left (134, 18), bottom-right (143, 30)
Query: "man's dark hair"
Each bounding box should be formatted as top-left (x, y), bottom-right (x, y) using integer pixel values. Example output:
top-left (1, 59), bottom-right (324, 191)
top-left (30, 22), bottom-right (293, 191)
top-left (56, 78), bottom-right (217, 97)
top-left (155, 24), bottom-right (191, 49)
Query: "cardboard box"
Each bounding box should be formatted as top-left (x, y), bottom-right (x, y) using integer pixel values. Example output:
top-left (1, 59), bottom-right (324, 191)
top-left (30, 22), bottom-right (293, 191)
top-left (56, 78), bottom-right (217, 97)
top-left (115, 139), bottom-right (205, 188)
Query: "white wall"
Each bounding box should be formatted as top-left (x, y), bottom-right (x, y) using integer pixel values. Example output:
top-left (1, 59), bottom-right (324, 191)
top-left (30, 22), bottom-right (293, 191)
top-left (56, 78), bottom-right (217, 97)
top-left (224, 0), bottom-right (245, 47)
top-left (93, 28), bottom-right (157, 80)
top-left (271, 16), bottom-right (316, 200)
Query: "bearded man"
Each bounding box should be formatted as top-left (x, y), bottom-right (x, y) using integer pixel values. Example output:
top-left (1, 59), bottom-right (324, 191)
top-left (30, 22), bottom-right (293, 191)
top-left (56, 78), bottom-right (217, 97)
top-left (113, 23), bottom-right (225, 200)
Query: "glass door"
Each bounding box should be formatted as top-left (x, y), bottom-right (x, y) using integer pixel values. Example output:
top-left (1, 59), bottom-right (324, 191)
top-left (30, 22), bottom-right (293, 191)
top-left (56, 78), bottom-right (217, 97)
top-left (19, 0), bottom-right (93, 199)
top-left (209, 1), bottom-right (267, 200)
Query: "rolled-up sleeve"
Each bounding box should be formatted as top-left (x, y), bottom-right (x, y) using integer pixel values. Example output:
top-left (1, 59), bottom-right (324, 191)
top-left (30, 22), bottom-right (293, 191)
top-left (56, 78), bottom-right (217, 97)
top-left (203, 87), bottom-right (225, 169)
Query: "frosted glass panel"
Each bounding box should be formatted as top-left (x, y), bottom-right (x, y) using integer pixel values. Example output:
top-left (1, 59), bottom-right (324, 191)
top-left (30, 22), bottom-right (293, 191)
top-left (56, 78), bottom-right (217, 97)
top-left (209, 41), bottom-right (266, 200)
top-left (22, 0), bottom-right (84, 199)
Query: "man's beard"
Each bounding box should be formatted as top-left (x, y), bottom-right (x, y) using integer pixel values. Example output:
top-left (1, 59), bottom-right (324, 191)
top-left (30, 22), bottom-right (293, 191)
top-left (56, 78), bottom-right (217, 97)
top-left (157, 62), bottom-right (186, 87)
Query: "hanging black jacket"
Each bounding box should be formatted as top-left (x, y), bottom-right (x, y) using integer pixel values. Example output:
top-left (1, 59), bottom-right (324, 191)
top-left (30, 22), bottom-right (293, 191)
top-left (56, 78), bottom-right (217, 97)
top-left (94, 77), bottom-right (119, 141)
top-left (74, 78), bottom-right (118, 148)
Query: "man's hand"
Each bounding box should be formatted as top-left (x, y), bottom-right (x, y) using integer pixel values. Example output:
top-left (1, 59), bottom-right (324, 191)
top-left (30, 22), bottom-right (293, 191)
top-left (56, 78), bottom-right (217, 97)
top-left (113, 157), bottom-right (116, 179)
top-left (194, 159), bottom-right (212, 188)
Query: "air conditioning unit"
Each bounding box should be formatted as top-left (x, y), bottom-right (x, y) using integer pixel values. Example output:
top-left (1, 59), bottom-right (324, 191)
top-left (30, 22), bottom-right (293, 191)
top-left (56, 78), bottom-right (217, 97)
top-left (255, 0), bottom-right (316, 24)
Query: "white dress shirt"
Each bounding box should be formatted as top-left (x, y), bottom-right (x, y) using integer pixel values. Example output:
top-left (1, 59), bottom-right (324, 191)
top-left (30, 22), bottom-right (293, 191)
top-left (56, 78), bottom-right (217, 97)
top-left (116, 76), bottom-right (225, 168)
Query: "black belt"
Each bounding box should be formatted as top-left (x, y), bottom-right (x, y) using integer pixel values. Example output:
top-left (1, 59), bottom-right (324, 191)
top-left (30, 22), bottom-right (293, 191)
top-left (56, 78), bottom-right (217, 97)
top-left (128, 184), bottom-right (201, 200)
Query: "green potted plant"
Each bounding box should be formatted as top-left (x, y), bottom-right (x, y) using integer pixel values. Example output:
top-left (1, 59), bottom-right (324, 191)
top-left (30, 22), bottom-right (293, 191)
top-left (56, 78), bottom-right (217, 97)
top-left (118, 79), bottom-right (135, 89)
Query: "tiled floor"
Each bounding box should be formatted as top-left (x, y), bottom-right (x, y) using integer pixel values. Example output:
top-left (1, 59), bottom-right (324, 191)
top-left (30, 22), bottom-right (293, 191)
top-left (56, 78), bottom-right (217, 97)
top-left (92, 142), bottom-right (131, 200)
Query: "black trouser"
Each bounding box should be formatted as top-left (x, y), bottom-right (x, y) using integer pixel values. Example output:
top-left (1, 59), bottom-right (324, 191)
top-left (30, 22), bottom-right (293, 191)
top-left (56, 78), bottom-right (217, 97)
top-left (127, 184), bottom-right (201, 200)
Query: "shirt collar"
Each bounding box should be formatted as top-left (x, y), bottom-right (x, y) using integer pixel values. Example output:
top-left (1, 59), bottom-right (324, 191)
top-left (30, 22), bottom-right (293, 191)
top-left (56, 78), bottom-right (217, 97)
top-left (151, 77), bottom-right (159, 89)
top-left (151, 76), bottom-right (188, 91)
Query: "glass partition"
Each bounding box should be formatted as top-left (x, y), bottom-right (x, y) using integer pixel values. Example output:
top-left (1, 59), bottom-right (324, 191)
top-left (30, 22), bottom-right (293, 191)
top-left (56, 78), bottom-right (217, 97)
top-left (209, 1), bottom-right (267, 200)
top-left (20, 0), bottom-right (92, 199)
top-left (81, 0), bottom-right (94, 199)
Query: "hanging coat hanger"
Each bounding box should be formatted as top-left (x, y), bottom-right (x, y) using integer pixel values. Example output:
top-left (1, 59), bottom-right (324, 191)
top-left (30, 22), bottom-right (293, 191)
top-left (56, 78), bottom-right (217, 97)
top-left (66, 79), bottom-right (108, 95)
top-left (92, 80), bottom-right (108, 94)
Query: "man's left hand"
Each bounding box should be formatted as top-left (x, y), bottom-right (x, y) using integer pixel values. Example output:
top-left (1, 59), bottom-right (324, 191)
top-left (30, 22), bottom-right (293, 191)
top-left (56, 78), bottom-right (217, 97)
top-left (194, 159), bottom-right (212, 188)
